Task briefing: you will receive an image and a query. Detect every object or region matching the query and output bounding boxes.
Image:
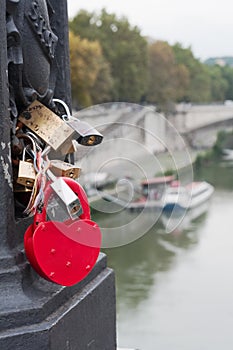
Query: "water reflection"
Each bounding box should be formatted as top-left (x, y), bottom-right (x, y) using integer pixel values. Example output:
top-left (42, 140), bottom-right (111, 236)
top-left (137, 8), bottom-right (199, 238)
top-left (160, 200), bottom-right (210, 234)
top-left (93, 206), bottom-right (161, 248)
top-left (93, 164), bottom-right (233, 349)
top-left (104, 227), bottom-right (175, 308)
top-left (102, 206), bottom-right (208, 310)
top-left (195, 162), bottom-right (233, 190)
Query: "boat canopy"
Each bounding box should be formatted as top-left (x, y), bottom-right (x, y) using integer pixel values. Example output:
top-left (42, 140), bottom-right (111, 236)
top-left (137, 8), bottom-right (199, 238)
top-left (141, 175), bottom-right (175, 186)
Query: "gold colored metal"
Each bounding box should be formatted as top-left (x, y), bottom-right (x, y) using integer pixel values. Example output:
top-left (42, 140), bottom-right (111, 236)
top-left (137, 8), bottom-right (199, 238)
top-left (13, 182), bottom-right (33, 193)
top-left (17, 159), bottom-right (36, 187)
top-left (19, 100), bottom-right (74, 151)
top-left (87, 135), bottom-right (96, 145)
top-left (50, 160), bottom-right (81, 179)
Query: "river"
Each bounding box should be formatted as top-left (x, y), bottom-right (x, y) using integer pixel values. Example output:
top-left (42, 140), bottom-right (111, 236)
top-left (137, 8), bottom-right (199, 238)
top-left (92, 162), bottom-right (233, 350)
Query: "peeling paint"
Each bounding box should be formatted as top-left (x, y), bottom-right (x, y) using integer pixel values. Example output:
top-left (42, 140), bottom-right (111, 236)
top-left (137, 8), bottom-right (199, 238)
top-left (7, 142), bottom-right (11, 163)
top-left (1, 142), bottom-right (6, 150)
top-left (0, 156), bottom-right (13, 189)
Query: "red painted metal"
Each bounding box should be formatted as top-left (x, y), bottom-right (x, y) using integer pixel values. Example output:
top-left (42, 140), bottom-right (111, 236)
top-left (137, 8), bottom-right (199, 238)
top-left (24, 177), bottom-right (101, 286)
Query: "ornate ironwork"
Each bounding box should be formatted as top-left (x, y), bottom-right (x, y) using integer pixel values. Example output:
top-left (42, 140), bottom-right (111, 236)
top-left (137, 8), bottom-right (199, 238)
top-left (6, 0), bottom-right (58, 125)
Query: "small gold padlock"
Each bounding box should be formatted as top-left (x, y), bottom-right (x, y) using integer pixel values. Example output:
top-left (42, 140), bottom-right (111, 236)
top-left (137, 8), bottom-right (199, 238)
top-left (13, 165), bottom-right (32, 193)
top-left (16, 148), bottom-right (36, 188)
top-left (50, 160), bottom-right (81, 179)
top-left (13, 182), bottom-right (33, 193)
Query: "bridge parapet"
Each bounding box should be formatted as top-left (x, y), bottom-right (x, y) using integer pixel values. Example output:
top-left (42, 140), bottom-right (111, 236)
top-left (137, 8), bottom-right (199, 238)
top-left (174, 103), bottom-right (233, 132)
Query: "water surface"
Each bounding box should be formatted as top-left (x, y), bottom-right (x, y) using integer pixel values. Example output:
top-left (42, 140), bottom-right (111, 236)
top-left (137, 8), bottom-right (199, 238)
top-left (94, 164), bottom-right (233, 350)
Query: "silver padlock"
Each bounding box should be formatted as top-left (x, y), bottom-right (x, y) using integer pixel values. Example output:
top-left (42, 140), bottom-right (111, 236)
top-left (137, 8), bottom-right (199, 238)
top-left (46, 168), bottom-right (83, 219)
top-left (53, 99), bottom-right (103, 146)
top-left (66, 118), bottom-right (103, 146)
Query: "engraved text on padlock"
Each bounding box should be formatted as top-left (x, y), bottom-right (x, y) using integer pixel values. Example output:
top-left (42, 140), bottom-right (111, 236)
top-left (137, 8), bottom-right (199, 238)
top-left (19, 101), bottom-right (74, 151)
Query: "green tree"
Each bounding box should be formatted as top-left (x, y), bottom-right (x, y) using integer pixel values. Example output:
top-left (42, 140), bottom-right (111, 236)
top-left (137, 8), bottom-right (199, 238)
top-left (207, 65), bottom-right (228, 101)
top-left (90, 56), bottom-right (113, 105)
top-left (221, 65), bottom-right (233, 100)
top-left (69, 9), bottom-right (148, 102)
top-left (69, 31), bottom-right (112, 108)
top-left (172, 43), bottom-right (211, 102)
top-left (147, 41), bottom-right (189, 110)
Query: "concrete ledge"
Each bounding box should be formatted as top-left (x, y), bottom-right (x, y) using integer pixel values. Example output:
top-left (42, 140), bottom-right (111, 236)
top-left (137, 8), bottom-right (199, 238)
top-left (118, 348), bottom-right (140, 350)
top-left (0, 253), bottom-right (116, 349)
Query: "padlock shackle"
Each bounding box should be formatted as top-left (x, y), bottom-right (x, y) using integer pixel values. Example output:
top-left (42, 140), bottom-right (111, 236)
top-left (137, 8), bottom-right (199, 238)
top-left (24, 176), bottom-right (101, 287)
top-left (33, 177), bottom-right (91, 229)
top-left (17, 133), bottom-right (37, 156)
top-left (53, 98), bottom-right (72, 120)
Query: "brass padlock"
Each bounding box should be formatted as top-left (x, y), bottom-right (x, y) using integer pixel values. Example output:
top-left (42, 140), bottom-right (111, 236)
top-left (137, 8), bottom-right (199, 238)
top-left (50, 160), bottom-right (81, 179)
top-left (16, 148), bottom-right (36, 188)
top-left (13, 165), bottom-right (32, 193)
top-left (14, 182), bottom-right (33, 193)
top-left (19, 100), bottom-right (74, 151)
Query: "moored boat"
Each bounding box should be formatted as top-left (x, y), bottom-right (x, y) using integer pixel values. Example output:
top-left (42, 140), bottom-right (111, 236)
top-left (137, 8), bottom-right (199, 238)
top-left (162, 181), bottom-right (214, 213)
top-left (128, 175), bottom-right (175, 211)
top-left (222, 148), bottom-right (233, 161)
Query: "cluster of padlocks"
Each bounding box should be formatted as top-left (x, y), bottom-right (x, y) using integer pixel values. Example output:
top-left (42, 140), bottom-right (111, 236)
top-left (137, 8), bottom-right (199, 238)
top-left (12, 99), bottom-right (103, 286)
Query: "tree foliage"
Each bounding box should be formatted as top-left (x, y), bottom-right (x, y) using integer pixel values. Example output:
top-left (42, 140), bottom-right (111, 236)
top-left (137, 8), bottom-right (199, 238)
top-left (69, 9), bottom-right (148, 102)
top-left (69, 9), bottom-right (233, 110)
top-left (220, 66), bottom-right (233, 100)
top-left (172, 43), bottom-right (211, 102)
top-left (69, 31), bottom-right (112, 107)
top-left (147, 41), bottom-right (189, 109)
top-left (207, 65), bottom-right (228, 101)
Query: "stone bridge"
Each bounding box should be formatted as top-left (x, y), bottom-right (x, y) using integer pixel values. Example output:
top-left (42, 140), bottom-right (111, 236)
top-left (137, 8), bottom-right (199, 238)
top-left (170, 103), bottom-right (233, 148)
top-left (73, 103), bottom-right (233, 175)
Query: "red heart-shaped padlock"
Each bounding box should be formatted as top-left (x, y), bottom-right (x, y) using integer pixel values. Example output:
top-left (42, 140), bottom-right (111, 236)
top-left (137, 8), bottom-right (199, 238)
top-left (24, 177), bottom-right (102, 286)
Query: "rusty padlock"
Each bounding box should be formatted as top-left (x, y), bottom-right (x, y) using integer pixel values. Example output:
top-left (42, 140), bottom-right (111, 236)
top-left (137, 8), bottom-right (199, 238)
top-left (16, 147), bottom-right (36, 188)
top-left (24, 177), bottom-right (102, 286)
top-left (50, 160), bottom-right (81, 179)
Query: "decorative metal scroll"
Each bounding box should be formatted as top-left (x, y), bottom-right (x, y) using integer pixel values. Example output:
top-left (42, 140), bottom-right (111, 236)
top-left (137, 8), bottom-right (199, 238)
top-left (6, 0), bottom-right (58, 128)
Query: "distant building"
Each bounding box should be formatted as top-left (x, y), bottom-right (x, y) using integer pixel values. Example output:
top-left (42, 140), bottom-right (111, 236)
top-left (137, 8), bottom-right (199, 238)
top-left (204, 56), bottom-right (233, 67)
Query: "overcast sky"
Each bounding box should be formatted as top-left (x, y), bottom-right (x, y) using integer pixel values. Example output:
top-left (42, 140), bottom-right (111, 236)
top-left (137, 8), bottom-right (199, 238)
top-left (67, 0), bottom-right (233, 61)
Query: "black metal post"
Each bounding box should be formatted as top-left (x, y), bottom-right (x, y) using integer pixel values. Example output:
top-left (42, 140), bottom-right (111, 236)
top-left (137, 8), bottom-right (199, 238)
top-left (0, 1), bottom-right (116, 348)
top-left (49, 0), bottom-right (72, 108)
top-left (0, 0), bottom-right (16, 252)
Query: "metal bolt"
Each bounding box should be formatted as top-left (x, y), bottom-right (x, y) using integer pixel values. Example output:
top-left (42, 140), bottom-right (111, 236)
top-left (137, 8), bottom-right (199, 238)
top-left (86, 265), bottom-right (91, 271)
top-left (50, 249), bottom-right (56, 254)
top-left (66, 261), bottom-right (71, 267)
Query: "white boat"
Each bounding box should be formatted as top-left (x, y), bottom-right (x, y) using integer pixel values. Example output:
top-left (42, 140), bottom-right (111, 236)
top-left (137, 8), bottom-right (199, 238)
top-left (162, 181), bottom-right (214, 213)
top-left (160, 199), bottom-right (211, 233)
top-left (127, 175), bottom-right (175, 211)
top-left (222, 148), bottom-right (233, 161)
